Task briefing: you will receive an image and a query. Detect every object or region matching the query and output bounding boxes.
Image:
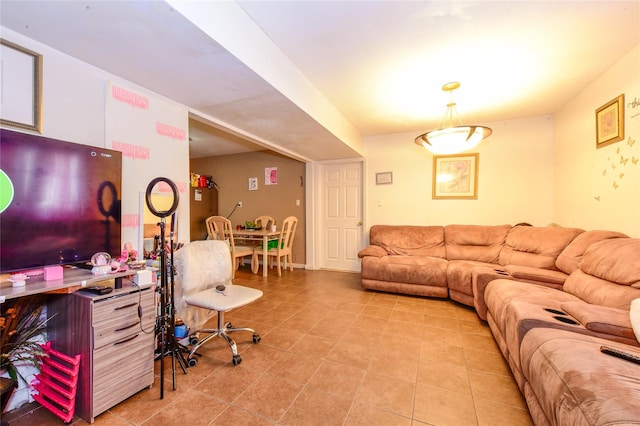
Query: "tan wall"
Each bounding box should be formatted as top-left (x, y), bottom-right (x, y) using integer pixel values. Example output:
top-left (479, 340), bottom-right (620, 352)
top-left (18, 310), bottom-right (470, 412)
top-left (190, 151), bottom-right (306, 266)
top-left (189, 186), bottom-right (218, 241)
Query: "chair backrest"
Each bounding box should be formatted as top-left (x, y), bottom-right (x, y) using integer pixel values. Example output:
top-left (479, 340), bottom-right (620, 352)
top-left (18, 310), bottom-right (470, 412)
top-left (277, 216), bottom-right (298, 252)
top-left (173, 240), bottom-right (233, 329)
top-left (254, 215), bottom-right (276, 230)
top-left (205, 216), bottom-right (237, 251)
top-left (175, 240), bottom-right (233, 291)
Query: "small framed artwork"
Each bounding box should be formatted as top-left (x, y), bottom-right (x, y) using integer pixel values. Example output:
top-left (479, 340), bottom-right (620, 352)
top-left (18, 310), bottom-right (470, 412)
top-left (432, 153), bottom-right (479, 199)
top-left (0, 39), bottom-right (43, 133)
top-left (265, 167), bottom-right (277, 185)
top-left (596, 94), bottom-right (624, 149)
top-left (375, 171), bottom-right (393, 185)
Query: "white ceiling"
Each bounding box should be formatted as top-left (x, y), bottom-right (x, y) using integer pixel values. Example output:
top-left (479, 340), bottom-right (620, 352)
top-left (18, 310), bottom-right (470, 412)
top-left (2, 1), bottom-right (639, 161)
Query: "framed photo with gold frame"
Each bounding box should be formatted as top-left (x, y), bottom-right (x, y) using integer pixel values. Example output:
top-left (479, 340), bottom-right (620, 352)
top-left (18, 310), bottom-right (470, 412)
top-left (0, 39), bottom-right (43, 133)
top-left (596, 94), bottom-right (624, 149)
top-left (432, 153), bottom-right (479, 199)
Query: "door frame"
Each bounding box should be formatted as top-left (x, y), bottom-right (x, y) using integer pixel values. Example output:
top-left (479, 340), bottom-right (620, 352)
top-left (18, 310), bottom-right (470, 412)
top-left (306, 157), bottom-right (366, 271)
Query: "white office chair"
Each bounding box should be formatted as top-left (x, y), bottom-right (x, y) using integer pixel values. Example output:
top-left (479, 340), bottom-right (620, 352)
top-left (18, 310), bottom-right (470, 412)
top-left (173, 240), bottom-right (263, 366)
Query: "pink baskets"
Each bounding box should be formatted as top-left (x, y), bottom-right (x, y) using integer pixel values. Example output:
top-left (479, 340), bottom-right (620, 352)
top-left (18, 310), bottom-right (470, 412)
top-left (31, 342), bottom-right (81, 423)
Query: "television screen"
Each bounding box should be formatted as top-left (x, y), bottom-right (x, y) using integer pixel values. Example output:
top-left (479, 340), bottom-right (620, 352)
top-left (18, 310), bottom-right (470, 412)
top-left (0, 129), bottom-right (122, 273)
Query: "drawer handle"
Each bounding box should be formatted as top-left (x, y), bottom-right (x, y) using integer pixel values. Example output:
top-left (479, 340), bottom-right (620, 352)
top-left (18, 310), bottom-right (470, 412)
top-left (114, 333), bottom-right (140, 345)
top-left (115, 321), bottom-right (140, 332)
top-left (114, 302), bottom-right (137, 311)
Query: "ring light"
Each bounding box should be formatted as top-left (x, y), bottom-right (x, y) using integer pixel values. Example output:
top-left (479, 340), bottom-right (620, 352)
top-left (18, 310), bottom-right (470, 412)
top-left (145, 177), bottom-right (179, 218)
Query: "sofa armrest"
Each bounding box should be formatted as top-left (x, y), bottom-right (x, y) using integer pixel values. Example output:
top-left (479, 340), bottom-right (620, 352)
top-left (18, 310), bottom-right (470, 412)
top-left (504, 265), bottom-right (568, 288)
top-left (472, 267), bottom-right (511, 321)
top-left (560, 301), bottom-right (635, 340)
top-left (357, 245), bottom-right (388, 258)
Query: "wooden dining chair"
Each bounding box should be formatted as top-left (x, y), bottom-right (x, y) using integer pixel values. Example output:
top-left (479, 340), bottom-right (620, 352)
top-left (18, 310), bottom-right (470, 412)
top-left (205, 216), bottom-right (253, 278)
top-left (254, 215), bottom-right (276, 230)
top-left (251, 216), bottom-right (298, 276)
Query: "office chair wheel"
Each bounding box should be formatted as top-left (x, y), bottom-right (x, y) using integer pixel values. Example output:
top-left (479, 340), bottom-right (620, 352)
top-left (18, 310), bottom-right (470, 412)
top-left (225, 322), bottom-right (233, 329)
top-left (187, 357), bottom-right (198, 367)
top-left (252, 334), bottom-right (261, 344)
top-left (189, 335), bottom-right (199, 346)
top-left (232, 355), bottom-right (242, 365)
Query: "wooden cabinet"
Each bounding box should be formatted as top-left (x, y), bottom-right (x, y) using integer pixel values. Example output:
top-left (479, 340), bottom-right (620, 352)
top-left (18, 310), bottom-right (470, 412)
top-left (48, 285), bottom-right (155, 423)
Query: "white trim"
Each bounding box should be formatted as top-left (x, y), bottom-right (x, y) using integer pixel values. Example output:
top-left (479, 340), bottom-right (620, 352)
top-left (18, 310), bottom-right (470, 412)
top-left (306, 162), bottom-right (319, 270)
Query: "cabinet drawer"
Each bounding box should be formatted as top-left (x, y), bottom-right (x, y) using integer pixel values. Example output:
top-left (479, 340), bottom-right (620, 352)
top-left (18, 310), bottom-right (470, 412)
top-left (93, 291), bottom-right (155, 349)
top-left (93, 331), bottom-right (154, 415)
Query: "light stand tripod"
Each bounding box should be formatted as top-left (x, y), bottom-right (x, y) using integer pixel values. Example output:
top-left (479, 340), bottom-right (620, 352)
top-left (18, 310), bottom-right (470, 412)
top-left (145, 177), bottom-right (187, 399)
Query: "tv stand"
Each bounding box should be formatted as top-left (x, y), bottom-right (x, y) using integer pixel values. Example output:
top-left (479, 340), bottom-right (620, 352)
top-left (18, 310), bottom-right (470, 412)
top-left (0, 268), bottom-right (136, 302)
top-left (1, 268), bottom-right (156, 423)
top-left (47, 279), bottom-right (155, 423)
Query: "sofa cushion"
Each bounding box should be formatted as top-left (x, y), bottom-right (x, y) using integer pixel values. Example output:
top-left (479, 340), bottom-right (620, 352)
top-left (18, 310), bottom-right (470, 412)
top-left (444, 224), bottom-right (511, 262)
top-left (578, 238), bottom-right (640, 286)
top-left (555, 230), bottom-right (628, 274)
top-left (560, 301), bottom-right (635, 340)
top-left (564, 270), bottom-right (640, 310)
top-left (499, 226), bottom-right (583, 270)
top-left (520, 328), bottom-right (640, 426)
top-left (484, 279), bottom-right (580, 340)
top-left (360, 255), bottom-right (448, 287)
top-left (563, 238), bottom-right (640, 309)
top-left (369, 225), bottom-right (445, 257)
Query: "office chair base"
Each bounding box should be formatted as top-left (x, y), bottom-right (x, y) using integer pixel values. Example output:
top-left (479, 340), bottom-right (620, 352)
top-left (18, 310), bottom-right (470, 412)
top-left (186, 317), bottom-right (260, 366)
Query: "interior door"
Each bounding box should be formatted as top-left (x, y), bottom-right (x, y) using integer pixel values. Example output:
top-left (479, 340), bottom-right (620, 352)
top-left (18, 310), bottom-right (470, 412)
top-left (320, 161), bottom-right (363, 272)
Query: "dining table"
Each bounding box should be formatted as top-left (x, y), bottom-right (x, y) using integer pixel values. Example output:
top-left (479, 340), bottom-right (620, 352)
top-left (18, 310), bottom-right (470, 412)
top-left (232, 228), bottom-right (280, 277)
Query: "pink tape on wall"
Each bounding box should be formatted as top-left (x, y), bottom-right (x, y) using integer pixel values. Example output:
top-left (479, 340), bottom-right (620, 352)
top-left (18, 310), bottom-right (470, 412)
top-left (111, 85), bottom-right (150, 110)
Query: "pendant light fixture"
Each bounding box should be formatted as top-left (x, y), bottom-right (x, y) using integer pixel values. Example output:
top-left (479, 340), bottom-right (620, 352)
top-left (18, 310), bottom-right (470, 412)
top-left (414, 82), bottom-right (492, 155)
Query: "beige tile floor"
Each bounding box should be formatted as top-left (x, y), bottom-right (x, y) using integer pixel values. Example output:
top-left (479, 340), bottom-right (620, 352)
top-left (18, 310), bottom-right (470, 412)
top-left (5, 268), bottom-right (533, 426)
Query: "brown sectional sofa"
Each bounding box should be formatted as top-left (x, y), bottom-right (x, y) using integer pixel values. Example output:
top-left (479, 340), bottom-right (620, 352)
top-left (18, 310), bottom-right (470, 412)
top-left (358, 224), bottom-right (640, 425)
top-left (520, 328), bottom-right (640, 426)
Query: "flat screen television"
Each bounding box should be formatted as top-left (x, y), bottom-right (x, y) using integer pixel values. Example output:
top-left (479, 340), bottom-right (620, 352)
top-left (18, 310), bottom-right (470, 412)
top-left (0, 128), bottom-right (122, 273)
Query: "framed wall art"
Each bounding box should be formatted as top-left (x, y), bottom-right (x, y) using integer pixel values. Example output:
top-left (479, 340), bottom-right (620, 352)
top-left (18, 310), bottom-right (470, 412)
top-left (432, 153), bottom-right (479, 199)
top-left (375, 171), bottom-right (393, 185)
top-left (265, 167), bottom-right (278, 185)
top-left (0, 39), bottom-right (43, 133)
top-left (596, 94), bottom-right (624, 149)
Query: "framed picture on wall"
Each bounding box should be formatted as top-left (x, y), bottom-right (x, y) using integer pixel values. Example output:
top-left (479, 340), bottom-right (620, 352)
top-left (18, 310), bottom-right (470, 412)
top-left (596, 94), bottom-right (624, 149)
top-left (432, 153), bottom-right (479, 199)
top-left (0, 39), bottom-right (43, 133)
top-left (375, 171), bottom-right (393, 185)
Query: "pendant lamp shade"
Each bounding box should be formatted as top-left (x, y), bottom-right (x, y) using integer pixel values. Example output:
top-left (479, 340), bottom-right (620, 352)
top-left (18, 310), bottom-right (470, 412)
top-left (415, 82), bottom-right (492, 155)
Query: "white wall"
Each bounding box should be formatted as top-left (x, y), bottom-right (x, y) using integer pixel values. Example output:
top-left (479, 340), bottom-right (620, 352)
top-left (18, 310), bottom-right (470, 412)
top-left (1, 28), bottom-right (191, 252)
top-left (554, 45), bottom-right (640, 237)
top-left (1, 26), bottom-right (191, 413)
top-left (364, 116), bottom-right (555, 229)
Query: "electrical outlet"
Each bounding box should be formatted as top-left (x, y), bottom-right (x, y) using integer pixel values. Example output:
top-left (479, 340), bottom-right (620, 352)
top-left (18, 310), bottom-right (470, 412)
top-left (237, 201), bottom-right (243, 208)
